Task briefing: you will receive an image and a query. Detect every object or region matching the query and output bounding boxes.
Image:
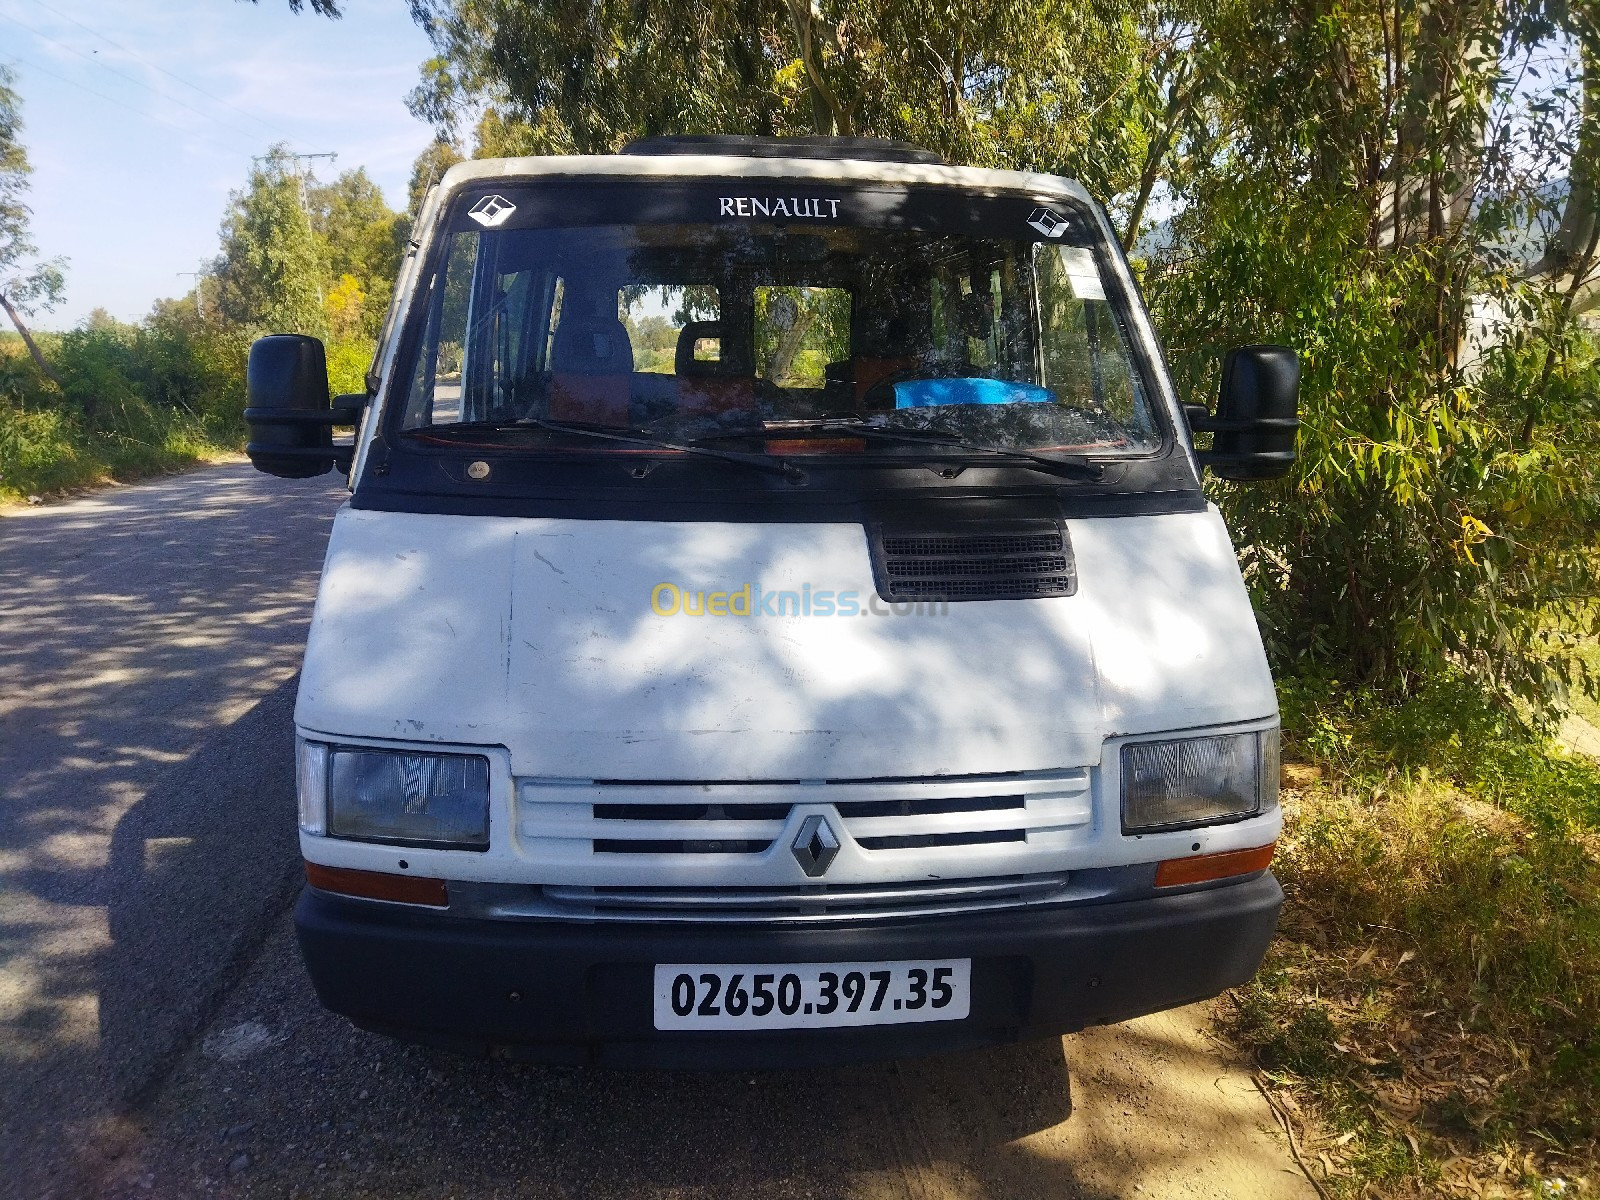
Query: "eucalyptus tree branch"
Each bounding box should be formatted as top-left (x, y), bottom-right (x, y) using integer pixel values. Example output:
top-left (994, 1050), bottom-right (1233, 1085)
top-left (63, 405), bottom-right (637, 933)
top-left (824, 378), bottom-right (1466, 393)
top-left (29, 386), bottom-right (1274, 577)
top-left (0, 290), bottom-right (62, 390)
top-left (784, 0), bottom-right (852, 135)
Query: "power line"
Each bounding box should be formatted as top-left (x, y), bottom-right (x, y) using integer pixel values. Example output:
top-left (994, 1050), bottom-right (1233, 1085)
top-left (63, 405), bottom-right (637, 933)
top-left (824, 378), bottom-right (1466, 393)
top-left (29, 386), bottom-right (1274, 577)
top-left (17, 0), bottom-right (287, 139)
top-left (3, 53), bottom-right (258, 160)
top-left (0, 6), bottom-right (279, 146)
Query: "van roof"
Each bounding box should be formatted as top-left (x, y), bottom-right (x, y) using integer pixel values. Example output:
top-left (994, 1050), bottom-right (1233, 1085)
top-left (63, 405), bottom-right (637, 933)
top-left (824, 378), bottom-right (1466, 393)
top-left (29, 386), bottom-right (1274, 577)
top-left (433, 151), bottom-right (1094, 207)
top-left (620, 135), bottom-right (945, 165)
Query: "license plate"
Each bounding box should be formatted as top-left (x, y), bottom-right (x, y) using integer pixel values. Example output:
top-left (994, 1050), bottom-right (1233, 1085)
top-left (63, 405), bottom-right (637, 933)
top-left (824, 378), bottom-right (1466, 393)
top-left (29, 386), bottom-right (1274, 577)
top-left (652, 959), bottom-right (971, 1030)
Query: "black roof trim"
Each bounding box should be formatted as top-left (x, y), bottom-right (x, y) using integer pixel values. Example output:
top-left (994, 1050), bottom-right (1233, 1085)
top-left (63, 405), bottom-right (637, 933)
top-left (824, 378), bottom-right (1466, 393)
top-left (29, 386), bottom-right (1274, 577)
top-left (620, 135), bottom-right (945, 166)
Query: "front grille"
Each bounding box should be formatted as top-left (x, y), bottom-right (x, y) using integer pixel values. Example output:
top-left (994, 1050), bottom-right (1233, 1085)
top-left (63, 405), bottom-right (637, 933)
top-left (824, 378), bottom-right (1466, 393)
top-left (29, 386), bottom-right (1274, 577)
top-left (515, 770), bottom-right (1093, 897)
top-left (870, 519), bottom-right (1076, 602)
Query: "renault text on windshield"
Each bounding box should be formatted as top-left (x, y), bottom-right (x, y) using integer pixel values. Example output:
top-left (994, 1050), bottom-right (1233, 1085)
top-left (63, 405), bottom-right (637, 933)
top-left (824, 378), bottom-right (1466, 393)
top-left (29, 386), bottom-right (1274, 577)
top-left (718, 195), bottom-right (842, 219)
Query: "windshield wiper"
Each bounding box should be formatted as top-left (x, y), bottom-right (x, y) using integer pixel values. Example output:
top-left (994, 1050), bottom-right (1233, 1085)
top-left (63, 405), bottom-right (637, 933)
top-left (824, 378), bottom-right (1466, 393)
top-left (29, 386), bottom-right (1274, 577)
top-left (696, 418), bottom-right (1105, 482)
top-left (411, 418), bottom-right (807, 483)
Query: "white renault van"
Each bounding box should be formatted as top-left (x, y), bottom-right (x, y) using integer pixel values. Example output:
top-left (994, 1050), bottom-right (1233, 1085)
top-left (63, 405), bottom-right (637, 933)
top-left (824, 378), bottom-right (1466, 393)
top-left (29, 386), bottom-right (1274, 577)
top-left (245, 135), bottom-right (1299, 1067)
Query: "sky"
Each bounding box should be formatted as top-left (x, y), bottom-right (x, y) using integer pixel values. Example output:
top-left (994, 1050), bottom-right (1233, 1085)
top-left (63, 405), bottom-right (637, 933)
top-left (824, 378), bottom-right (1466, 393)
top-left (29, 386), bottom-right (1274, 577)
top-left (2, 0), bottom-right (438, 329)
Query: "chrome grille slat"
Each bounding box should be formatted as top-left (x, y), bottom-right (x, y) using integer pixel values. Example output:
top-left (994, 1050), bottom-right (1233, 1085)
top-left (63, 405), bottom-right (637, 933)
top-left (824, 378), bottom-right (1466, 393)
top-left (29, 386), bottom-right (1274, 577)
top-left (527, 872), bottom-right (1083, 922)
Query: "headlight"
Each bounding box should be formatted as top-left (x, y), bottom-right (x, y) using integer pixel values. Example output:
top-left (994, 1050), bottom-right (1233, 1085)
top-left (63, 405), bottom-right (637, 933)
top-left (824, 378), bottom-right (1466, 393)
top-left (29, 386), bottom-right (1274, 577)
top-left (298, 741), bottom-right (491, 850)
top-left (1121, 728), bottom-right (1279, 833)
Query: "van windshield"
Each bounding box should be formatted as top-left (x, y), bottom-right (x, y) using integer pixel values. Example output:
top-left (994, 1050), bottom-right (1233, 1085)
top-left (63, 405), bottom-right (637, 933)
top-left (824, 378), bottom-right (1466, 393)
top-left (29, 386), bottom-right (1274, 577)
top-left (396, 190), bottom-right (1162, 458)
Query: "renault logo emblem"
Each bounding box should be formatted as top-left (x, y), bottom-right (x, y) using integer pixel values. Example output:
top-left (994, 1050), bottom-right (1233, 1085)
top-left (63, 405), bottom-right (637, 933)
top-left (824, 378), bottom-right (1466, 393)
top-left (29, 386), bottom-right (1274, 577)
top-left (1027, 207), bottom-right (1069, 238)
top-left (467, 194), bottom-right (517, 228)
top-left (791, 814), bottom-right (840, 877)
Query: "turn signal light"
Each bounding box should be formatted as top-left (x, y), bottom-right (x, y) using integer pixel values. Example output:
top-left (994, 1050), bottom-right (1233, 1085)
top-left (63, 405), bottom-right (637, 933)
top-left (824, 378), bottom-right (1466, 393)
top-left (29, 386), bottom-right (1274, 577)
top-left (1155, 843), bottom-right (1275, 888)
top-left (305, 861), bottom-right (448, 907)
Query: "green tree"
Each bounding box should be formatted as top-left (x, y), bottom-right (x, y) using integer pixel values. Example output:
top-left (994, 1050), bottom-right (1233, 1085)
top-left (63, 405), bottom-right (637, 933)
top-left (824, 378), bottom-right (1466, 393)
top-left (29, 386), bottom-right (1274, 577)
top-left (307, 167), bottom-right (404, 338)
top-left (212, 146), bottom-right (326, 337)
top-left (403, 0), bottom-right (1600, 712)
top-left (406, 137), bottom-right (464, 215)
top-left (1142, 0), bottom-right (1600, 710)
top-left (405, 0), bottom-right (1150, 194)
top-left (309, 169), bottom-right (401, 290)
top-left (246, 0), bottom-right (342, 14)
top-left (0, 66), bottom-right (66, 389)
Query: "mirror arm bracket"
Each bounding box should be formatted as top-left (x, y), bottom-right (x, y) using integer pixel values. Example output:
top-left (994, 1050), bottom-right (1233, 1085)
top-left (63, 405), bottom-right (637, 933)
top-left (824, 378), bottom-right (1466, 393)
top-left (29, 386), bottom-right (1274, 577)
top-left (1195, 449), bottom-right (1297, 469)
top-left (244, 404), bottom-right (364, 428)
top-left (1185, 412), bottom-right (1300, 434)
top-left (244, 441), bottom-right (355, 472)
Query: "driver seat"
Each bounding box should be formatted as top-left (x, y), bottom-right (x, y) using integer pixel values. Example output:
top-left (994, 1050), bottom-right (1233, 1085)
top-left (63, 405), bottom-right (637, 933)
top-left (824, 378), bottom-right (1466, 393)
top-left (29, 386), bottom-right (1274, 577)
top-left (549, 295), bottom-right (634, 425)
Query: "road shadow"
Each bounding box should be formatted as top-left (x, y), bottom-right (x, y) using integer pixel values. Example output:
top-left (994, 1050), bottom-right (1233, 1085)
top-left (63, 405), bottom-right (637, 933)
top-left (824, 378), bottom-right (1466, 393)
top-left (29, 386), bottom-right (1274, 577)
top-left (0, 466), bottom-right (342, 1198)
top-left (1, 677), bottom-right (306, 1198)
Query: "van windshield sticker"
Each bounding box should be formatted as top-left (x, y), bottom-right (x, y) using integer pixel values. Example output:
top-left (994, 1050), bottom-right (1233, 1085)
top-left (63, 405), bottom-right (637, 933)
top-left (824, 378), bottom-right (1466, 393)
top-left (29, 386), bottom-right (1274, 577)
top-left (719, 196), bottom-right (841, 220)
top-left (1057, 246), bottom-right (1107, 301)
top-left (468, 195), bottom-right (517, 228)
top-left (1027, 207), bottom-right (1070, 238)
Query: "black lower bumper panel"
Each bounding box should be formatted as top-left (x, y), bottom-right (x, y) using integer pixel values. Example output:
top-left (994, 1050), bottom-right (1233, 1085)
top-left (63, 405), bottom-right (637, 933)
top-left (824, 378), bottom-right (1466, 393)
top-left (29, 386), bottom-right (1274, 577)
top-left (294, 872), bottom-right (1282, 1068)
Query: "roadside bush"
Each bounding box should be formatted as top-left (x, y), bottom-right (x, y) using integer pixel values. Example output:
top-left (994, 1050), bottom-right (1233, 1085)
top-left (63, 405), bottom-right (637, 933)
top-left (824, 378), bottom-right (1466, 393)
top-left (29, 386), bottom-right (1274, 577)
top-left (1145, 173), bottom-right (1600, 718)
top-left (0, 402), bottom-right (93, 495)
top-left (1, 302), bottom-right (377, 504)
top-left (1221, 676), bottom-right (1600, 1197)
top-left (0, 318), bottom-right (247, 503)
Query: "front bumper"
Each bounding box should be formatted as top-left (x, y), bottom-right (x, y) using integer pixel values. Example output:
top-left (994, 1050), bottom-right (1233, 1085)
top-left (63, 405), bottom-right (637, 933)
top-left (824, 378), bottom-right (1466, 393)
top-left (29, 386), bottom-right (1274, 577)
top-left (295, 871), bottom-right (1282, 1068)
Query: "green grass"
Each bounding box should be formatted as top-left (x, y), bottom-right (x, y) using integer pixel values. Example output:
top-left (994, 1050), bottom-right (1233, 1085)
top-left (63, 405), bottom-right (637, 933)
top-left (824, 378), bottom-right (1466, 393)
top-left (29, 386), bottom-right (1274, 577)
top-left (1, 323), bottom-right (250, 504)
top-left (1219, 674), bottom-right (1600, 1197)
top-left (0, 397), bottom-right (238, 503)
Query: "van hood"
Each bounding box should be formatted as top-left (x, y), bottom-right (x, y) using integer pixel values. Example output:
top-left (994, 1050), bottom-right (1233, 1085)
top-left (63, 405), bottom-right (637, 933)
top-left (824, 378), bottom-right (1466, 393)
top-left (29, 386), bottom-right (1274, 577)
top-left (295, 506), bottom-right (1276, 779)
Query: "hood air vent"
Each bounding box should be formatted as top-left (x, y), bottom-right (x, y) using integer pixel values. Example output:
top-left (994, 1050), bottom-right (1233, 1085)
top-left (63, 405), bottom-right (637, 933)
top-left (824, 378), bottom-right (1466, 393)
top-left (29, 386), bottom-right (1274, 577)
top-left (869, 519), bottom-right (1076, 602)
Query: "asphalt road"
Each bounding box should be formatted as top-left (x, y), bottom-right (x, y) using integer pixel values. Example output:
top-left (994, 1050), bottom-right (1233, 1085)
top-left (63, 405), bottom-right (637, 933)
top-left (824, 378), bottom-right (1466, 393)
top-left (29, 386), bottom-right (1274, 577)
top-left (0, 464), bottom-right (345, 1197)
top-left (0, 463), bottom-right (1311, 1200)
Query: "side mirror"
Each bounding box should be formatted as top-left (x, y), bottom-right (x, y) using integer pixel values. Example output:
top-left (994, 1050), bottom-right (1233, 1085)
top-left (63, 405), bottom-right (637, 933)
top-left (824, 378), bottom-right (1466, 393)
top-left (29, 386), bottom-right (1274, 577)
top-left (244, 335), bottom-right (367, 478)
top-left (1187, 345), bottom-right (1300, 481)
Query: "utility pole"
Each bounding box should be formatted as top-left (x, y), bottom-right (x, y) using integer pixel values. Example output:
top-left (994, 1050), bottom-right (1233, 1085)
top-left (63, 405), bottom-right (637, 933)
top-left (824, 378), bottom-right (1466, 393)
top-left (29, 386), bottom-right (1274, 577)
top-left (254, 150), bottom-right (338, 304)
top-left (255, 149), bottom-right (338, 209)
top-left (176, 272), bottom-right (203, 319)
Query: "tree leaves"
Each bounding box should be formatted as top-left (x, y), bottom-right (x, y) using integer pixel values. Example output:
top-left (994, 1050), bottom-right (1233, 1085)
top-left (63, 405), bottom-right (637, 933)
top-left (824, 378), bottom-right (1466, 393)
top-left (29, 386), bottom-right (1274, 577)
top-left (1140, 5), bottom-right (1600, 713)
top-left (404, 0), bottom-right (1153, 195)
